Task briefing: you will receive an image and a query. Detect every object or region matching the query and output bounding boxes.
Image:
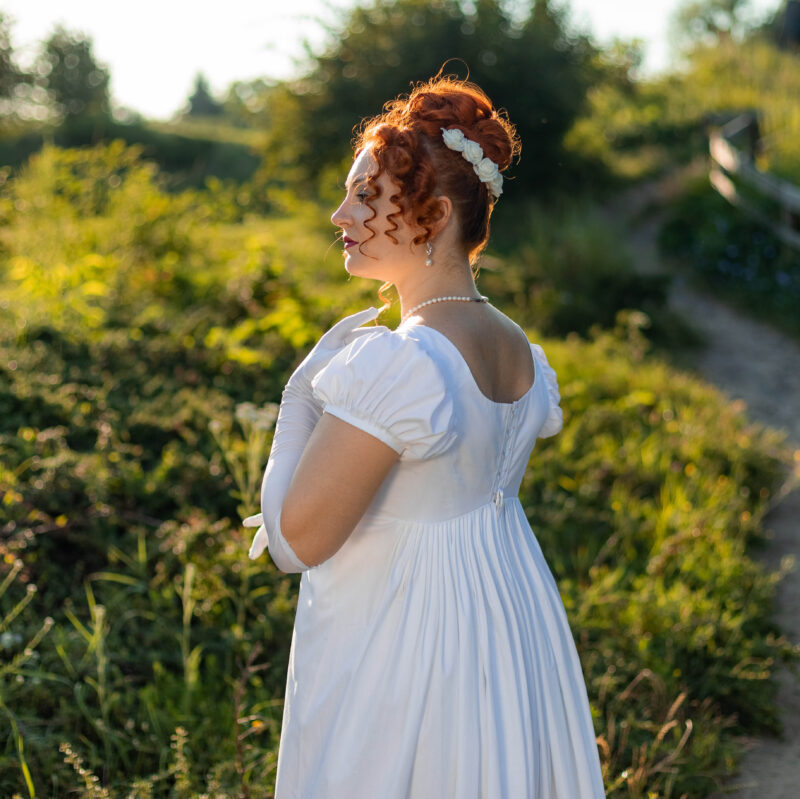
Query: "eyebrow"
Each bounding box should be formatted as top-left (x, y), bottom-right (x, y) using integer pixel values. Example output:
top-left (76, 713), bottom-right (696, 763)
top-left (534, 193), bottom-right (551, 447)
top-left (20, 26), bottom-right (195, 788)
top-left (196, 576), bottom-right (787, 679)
top-left (345, 173), bottom-right (369, 190)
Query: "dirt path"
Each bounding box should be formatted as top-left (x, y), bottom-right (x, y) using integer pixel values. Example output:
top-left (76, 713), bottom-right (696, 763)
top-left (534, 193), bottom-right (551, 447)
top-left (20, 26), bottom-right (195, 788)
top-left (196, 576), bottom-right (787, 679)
top-left (605, 170), bottom-right (800, 798)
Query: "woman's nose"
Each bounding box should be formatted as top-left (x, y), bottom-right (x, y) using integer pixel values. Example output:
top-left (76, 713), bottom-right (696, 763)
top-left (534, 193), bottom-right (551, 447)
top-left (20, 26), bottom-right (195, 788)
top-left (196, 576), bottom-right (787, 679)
top-left (331, 199), bottom-right (351, 228)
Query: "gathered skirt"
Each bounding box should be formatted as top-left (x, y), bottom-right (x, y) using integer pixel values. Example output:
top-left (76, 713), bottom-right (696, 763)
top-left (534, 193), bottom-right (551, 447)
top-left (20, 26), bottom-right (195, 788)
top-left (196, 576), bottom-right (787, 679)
top-left (273, 497), bottom-right (606, 799)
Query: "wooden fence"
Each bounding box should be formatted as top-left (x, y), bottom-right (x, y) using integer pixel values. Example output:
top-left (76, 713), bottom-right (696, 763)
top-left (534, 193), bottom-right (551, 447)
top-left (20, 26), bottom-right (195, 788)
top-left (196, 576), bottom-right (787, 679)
top-left (708, 111), bottom-right (800, 250)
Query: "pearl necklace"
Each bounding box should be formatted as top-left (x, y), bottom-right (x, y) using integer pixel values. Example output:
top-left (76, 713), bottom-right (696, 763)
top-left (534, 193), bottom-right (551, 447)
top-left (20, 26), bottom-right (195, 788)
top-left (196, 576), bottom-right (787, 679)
top-left (400, 294), bottom-right (489, 325)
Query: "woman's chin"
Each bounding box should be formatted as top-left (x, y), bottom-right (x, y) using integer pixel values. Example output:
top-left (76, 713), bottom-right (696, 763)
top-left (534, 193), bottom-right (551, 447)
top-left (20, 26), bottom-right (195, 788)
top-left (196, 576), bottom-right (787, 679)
top-left (344, 256), bottom-right (381, 280)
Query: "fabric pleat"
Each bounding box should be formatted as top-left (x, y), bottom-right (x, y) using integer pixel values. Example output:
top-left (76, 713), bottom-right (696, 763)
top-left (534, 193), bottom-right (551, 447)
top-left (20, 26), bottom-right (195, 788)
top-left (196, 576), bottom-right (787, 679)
top-left (275, 500), bottom-right (605, 799)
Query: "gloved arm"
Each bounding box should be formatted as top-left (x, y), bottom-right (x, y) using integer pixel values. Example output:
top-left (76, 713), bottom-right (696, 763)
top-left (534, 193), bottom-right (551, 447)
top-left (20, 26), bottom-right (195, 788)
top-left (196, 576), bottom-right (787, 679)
top-left (242, 306), bottom-right (382, 572)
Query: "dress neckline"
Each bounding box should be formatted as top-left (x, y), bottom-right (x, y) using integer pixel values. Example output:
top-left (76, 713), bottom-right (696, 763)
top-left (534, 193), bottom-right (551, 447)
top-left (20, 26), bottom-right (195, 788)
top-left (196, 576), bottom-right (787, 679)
top-left (401, 323), bottom-right (538, 407)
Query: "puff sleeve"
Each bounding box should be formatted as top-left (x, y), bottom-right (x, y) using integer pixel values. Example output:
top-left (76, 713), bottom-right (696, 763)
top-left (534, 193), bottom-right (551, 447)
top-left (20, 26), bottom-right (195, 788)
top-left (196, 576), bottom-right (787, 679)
top-left (310, 329), bottom-right (457, 460)
top-left (531, 343), bottom-right (564, 438)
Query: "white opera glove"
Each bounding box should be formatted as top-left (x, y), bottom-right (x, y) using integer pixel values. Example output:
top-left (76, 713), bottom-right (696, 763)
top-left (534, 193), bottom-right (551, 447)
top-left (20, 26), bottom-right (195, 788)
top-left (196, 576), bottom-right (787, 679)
top-left (243, 306), bottom-right (382, 571)
top-left (284, 305), bottom-right (383, 399)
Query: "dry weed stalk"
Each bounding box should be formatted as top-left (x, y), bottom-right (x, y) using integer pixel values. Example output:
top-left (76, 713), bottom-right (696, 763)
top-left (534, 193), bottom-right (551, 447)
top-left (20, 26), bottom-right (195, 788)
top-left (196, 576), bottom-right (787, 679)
top-left (597, 669), bottom-right (694, 798)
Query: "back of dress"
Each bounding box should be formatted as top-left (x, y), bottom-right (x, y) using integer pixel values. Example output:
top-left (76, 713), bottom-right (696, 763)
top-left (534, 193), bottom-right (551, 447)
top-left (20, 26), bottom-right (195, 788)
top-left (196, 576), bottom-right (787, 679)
top-left (310, 322), bottom-right (563, 524)
top-left (275, 321), bottom-right (606, 799)
top-left (395, 322), bottom-right (563, 519)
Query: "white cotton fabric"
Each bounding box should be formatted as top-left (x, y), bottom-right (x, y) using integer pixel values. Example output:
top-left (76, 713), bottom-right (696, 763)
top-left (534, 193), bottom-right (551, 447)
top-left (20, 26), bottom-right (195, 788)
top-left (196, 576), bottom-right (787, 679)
top-left (273, 322), bottom-right (606, 799)
top-left (310, 329), bottom-right (459, 460)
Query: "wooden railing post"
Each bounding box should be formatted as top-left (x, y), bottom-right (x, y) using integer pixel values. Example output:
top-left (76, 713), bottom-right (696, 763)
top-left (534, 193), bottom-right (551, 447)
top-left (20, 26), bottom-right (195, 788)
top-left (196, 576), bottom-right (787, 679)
top-left (708, 110), bottom-right (800, 250)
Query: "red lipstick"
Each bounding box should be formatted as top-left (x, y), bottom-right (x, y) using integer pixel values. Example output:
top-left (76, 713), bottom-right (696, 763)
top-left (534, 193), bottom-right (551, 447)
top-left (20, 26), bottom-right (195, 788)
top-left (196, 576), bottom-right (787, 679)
top-left (343, 235), bottom-right (358, 249)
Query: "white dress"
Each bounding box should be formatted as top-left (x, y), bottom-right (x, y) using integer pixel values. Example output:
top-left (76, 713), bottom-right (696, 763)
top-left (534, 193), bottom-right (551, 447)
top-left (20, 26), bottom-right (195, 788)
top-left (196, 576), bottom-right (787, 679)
top-left (273, 320), bottom-right (606, 799)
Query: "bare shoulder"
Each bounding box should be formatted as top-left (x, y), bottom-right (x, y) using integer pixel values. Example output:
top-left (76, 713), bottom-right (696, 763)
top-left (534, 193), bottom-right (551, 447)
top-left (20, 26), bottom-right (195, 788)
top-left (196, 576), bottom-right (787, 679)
top-left (417, 300), bottom-right (525, 341)
top-left (414, 301), bottom-right (534, 403)
top-left (483, 303), bottom-right (530, 343)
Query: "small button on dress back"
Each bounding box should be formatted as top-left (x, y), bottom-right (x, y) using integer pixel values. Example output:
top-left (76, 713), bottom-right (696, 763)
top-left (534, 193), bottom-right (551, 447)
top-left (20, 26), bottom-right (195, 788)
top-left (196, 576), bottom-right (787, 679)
top-left (493, 489), bottom-right (504, 512)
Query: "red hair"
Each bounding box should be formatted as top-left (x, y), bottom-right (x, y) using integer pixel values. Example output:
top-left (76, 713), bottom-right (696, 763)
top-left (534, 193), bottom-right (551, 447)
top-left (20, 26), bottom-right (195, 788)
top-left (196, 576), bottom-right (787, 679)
top-left (353, 76), bottom-right (520, 269)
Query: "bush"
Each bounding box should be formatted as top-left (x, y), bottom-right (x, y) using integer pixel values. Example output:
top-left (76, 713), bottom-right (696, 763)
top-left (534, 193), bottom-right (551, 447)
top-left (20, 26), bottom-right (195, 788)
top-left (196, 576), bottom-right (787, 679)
top-left (484, 201), bottom-right (698, 353)
top-left (658, 175), bottom-right (800, 340)
top-left (0, 114), bottom-right (262, 190)
top-left (564, 38), bottom-right (800, 185)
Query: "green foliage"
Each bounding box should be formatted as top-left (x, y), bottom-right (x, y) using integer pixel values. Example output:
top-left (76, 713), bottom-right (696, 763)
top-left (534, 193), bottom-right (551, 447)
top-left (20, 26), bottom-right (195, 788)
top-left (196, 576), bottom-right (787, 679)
top-left (670, 0), bottom-right (758, 52)
top-left (563, 64), bottom-right (706, 181)
top-left (184, 73), bottom-right (225, 118)
top-left (0, 141), bottom-right (796, 796)
top-left (483, 200), bottom-right (697, 352)
top-left (0, 559), bottom-right (55, 797)
top-left (679, 38), bottom-right (800, 183)
top-left (0, 140), bottom-right (246, 333)
top-left (565, 37), bottom-right (800, 182)
top-left (0, 116), bottom-right (264, 191)
top-left (565, 34), bottom-right (800, 345)
top-left (209, 403), bottom-right (279, 520)
top-left (658, 175), bottom-right (800, 340)
top-left (36, 24), bottom-right (111, 120)
top-left (254, 0), bottom-right (603, 200)
top-left (220, 78), bottom-right (275, 129)
top-left (0, 12), bottom-right (27, 104)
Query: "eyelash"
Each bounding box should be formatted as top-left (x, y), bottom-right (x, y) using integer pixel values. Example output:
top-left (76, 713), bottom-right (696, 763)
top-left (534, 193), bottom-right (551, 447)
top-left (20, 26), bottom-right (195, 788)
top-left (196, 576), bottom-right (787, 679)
top-left (356, 191), bottom-right (369, 202)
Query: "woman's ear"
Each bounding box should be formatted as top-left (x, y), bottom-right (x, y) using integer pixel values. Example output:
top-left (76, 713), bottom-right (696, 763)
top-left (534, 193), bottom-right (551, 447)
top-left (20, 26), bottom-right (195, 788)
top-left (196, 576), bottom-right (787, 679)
top-left (430, 195), bottom-right (453, 236)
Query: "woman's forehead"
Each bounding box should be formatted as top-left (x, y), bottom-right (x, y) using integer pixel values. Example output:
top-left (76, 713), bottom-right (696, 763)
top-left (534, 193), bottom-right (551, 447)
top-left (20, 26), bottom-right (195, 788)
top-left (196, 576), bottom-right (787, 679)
top-left (346, 146), bottom-right (378, 187)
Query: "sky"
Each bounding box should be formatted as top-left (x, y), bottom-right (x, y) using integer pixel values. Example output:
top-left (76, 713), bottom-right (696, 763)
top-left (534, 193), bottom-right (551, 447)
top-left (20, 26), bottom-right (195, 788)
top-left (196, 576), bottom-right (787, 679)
top-left (1, 0), bottom-right (783, 120)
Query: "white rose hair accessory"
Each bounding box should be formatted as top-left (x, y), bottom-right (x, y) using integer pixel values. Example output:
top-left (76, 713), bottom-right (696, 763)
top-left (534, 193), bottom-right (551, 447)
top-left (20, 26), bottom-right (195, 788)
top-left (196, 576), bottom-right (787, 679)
top-left (441, 127), bottom-right (504, 199)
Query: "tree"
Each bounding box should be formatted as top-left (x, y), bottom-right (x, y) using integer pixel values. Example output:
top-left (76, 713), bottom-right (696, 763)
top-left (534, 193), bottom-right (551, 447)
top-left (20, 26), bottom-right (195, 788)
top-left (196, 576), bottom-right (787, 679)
top-left (220, 77), bottom-right (280, 130)
top-left (0, 12), bottom-right (34, 120)
top-left (260, 0), bottom-right (599, 199)
top-left (0, 13), bottom-right (23, 99)
top-left (753, 0), bottom-right (800, 49)
top-left (670, 0), bottom-right (756, 50)
top-left (36, 25), bottom-right (111, 119)
top-left (186, 72), bottom-right (225, 117)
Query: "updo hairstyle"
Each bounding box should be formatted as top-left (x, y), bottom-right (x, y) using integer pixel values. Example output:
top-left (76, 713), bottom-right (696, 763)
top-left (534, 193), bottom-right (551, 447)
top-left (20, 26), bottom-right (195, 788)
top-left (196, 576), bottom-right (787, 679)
top-left (354, 76), bottom-right (520, 265)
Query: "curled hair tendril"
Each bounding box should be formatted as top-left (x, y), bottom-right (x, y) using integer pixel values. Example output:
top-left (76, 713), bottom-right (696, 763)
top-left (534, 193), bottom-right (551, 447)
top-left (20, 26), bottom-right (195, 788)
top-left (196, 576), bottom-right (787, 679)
top-left (357, 177), bottom-right (380, 260)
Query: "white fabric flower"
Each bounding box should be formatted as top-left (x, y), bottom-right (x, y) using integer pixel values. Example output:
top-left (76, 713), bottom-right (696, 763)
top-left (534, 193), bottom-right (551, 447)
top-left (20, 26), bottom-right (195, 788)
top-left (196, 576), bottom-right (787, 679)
top-left (441, 127), bottom-right (466, 151)
top-left (474, 157), bottom-right (498, 182)
top-left (462, 140), bottom-right (483, 165)
top-left (440, 126), bottom-right (504, 200)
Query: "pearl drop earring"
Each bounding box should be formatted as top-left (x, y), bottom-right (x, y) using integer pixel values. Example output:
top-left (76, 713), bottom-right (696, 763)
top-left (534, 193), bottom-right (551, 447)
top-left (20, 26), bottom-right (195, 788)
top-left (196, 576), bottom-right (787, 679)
top-left (425, 241), bottom-right (434, 267)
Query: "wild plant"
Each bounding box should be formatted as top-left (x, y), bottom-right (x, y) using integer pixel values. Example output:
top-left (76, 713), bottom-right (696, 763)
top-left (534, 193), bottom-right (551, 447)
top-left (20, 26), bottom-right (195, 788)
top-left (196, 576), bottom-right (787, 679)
top-left (0, 558), bottom-right (55, 799)
top-left (208, 401), bottom-right (279, 521)
top-left (208, 400), bottom-right (280, 641)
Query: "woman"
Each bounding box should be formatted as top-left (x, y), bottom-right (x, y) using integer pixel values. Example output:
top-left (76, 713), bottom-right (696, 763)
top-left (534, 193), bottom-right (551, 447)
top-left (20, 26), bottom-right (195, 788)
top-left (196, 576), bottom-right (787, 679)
top-left (243, 77), bottom-right (606, 798)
